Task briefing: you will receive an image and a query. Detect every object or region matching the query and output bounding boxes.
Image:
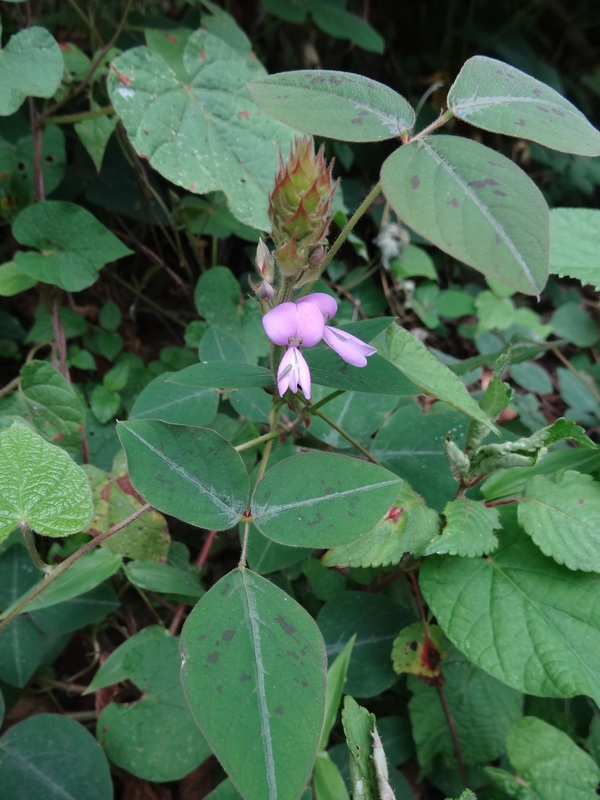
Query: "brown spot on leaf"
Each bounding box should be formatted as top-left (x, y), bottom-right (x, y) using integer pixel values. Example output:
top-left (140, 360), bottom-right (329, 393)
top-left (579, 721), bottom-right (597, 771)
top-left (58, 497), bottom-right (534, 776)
top-left (410, 175), bottom-right (420, 189)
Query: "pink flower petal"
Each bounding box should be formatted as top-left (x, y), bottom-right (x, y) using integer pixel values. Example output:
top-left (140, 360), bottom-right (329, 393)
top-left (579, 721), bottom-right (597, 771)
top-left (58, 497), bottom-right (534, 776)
top-left (295, 301), bottom-right (325, 347)
top-left (323, 326), bottom-right (377, 367)
top-left (295, 347), bottom-right (312, 399)
top-left (298, 292), bottom-right (338, 322)
top-left (276, 346), bottom-right (312, 398)
top-left (263, 302), bottom-right (299, 345)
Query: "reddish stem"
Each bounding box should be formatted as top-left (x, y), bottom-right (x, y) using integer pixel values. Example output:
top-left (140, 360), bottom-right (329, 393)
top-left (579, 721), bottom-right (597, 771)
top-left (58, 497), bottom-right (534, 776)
top-left (168, 530), bottom-right (217, 635)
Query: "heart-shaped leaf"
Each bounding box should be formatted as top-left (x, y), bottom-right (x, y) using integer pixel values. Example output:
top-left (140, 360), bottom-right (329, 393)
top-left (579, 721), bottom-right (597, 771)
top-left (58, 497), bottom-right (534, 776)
top-left (108, 29), bottom-right (296, 230)
top-left (0, 421), bottom-right (94, 541)
top-left (0, 25), bottom-right (63, 115)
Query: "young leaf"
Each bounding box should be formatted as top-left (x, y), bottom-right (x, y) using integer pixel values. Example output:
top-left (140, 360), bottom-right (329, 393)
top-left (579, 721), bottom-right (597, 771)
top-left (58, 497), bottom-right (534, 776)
top-left (518, 471), bottom-right (600, 572)
top-left (550, 207), bottom-right (600, 290)
top-left (108, 29), bottom-right (295, 230)
top-left (0, 26), bottom-right (64, 116)
top-left (0, 422), bottom-right (93, 541)
top-left (420, 513), bottom-right (600, 705)
top-left (386, 325), bottom-right (498, 431)
top-left (0, 715), bottom-right (112, 800)
top-left (251, 452), bottom-right (402, 548)
top-left (423, 498), bottom-right (500, 557)
top-left (12, 201), bottom-right (132, 291)
top-left (342, 697), bottom-right (378, 800)
top-left (319, 635), bottom-right (356, 751)
top-left (118, 420), bottom-right (249, 531)
top-left (248, 70), bottom-right (415, 142)
top-left (381, 135), bottom-right (549, 295)
top-left (181, 569), bottom-right (327, 800)
top-left (448, 56), bottom-right (600, 156)
top-left (322, 483), bottom-right (440, 567)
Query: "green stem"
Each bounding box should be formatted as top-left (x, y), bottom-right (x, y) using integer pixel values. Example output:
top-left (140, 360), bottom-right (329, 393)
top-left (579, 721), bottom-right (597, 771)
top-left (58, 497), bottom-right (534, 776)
top-left (308, 389), bottom-right (344, 413)
top-left (235, 430), bottom-right (280, 453)
top-left (238, 519), bottom-right (251, 570)
top-left (22, 527), bottom-right (52, 574)
top-left (44, 106), bottom-right (114, 126)
top-left (311, 408), bottom-right (380, 464)
top-left (0, 504), bottom-right (151, 634)
top-left (110, 273), bottom-right (187, 328)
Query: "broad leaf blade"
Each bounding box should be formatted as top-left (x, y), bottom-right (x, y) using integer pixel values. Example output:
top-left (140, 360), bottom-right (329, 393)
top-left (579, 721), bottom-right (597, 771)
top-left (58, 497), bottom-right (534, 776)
top-left (252, 453), bottom-right (402, 547)
top-left (169, 361), bottom-right (274, 389)
top-left (423, 498), bottom-right (500, 557)
top-left (108, 30), bottom-right (296, 230)
top-left (448, 56), bottom-right (600, 156)
top-left (0, 27), bottom-right (64, 116)
top-left (381, 135), bottom-right (549, 295)
top-left (129, 372), bottom-right (219, 426)
top-left (0, 422), bottom-right (93, 540)
top-left (518, 471), bottom-right (600, 572)
top-left (248, 69), bottom-right (415, 142)
top-left (181, 569), bottom-right (326, 800)
top-left (550, 207), bottom-right (600, 289)
top-left (118, 421), bottom-right (249, 530)
top-left (420, 513), bottom-right (600, 705)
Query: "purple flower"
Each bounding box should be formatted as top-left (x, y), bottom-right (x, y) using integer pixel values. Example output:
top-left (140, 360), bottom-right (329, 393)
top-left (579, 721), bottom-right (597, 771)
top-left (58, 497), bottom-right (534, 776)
top-left (298, 293), bottom-right (377, 367)
top-left (262, 292), bottom-right (377, 399)
top-left (262, 301), bottom-right (325, 399)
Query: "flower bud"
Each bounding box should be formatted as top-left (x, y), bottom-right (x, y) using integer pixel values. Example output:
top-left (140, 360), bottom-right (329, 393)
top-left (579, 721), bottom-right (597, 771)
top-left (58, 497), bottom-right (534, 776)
top-left (255, 238), bottom-right (275, 284)
top-left (269, 137), bottom-right (338, 278)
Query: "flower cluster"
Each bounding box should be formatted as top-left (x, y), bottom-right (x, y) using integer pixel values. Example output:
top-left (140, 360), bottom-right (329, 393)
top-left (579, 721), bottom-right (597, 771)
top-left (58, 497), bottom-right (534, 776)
top-left (262, 293), bottom-right (377, 400)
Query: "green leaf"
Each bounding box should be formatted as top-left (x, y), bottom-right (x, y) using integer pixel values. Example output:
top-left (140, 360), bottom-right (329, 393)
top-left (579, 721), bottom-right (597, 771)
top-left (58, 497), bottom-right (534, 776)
top-left (0, 422), bottom-right (93, 541)
top-left (551, 301), bottom-right (599, 347)
top-left (341, 696), bottom-right (377, 800)
top-left (195, 266), bottom-right (241, 325)
top-left (371, 404), bottom-right (470, 512)
top-left (408, 661), bottom-right (523, 769)
top-left (386, 325), bottom-right (498, 431)
top-left (305, 348), bottom-right (418, 395)
top-left (181, 569), bottom-right (326, 800)
top-left (322, 483), bottom-right (440, 567)
top-left (503, 717), bottom-right (600, 798)
top-left (381, 135), bottom-right (549, 295)
top-left (129, 372), bottom-right (219, 426)
top-left (314, 752), bottom-right (350, 800)
top-left (0, 26), bottom-right (64, 115)
top-left (0, 262), bottom-right (37, 296)
top-left (448, 56), bottom-right (600, 157)
top-left (423, 498), bottom-right (500, 557)
top-left (309, 388), bottom-right (398, 450)
top-left (0, 360), bottom-right (85, 456)
top-left (420, 514), bottom-right (600, 705)
top-left (124, 560), bottom-right (204, 599)
top-left (87, 624), bottom-right (165, 691)
top-left (248, 70), bottom-right (415, 142)
top-left (518, 471), bottom-right (600, 572)
top-left (118, 420), bottom-right (249, 531)
top-left (12, 201), bottom-right (132, 291)
top-left (311, 6), bottom-right (384, 54)
top-left (0, 714), bottom-right (112, 800)
top-left (170, 361), bottom-right (274, 389)
top-left (97, 632), bottom-right (211, 781)
top-left (90, 384), bottom-right (120, 424)
top-left (317, 591), bottom-right (411, 698)
top-left (74, 109), bottom-right (118, 171)
top-left (252, 452), bottom-right (402, 548)
top-left (108, 29), bottom-right (295, 230)
top-left (320, 635), bottom-right (355, 750)
top-left (549, 208), bottom-right (600, 289)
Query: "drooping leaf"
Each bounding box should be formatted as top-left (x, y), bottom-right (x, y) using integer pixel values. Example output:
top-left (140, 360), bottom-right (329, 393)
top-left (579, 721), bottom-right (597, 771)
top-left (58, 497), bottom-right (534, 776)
top-left (423, 498), bottom-right (500, 557)
top-left (0, 25), bottom-right (64, 115)
top-left (0, 360), bottom-right (85, 456)
top-left (381, 135), bottom-right (549, 295)
top-left (118, 420), bottom-right (249, 530)
top-left (549, 207), bottom-right (600, 289)
top-left (322, 482), bottom-right (440, 567)
top-left (248, 69), bottom-right (414, 142)
top-left (181, 569), bottom-right (326, 800)
top-left (97, 632), bottom-right (211, 782)
top-left (12, 201), bottom-right (132, 291)
top-left (252, 452), bottom-right (402, 548)
top-left (386, 324), bottom-right (498, 430)
top-left (494, 717), bottom-right (600, 799)
top-left (518, 471), bottom-right (600, 572)
top-left (408, 660), bottom-right (523, 770)
top-left (0, 422), bottom-right (93, 541)
top-left (448, 56), bottom-right (600, 156)
top-left (0, 714), bottom-right (112, 800)
top-left (420, 511), bottom-right (600, 705)
top-left (108, 29), bottom-right (296, 230)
